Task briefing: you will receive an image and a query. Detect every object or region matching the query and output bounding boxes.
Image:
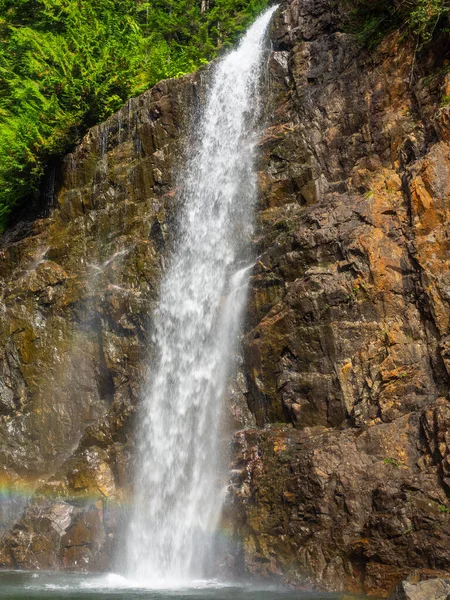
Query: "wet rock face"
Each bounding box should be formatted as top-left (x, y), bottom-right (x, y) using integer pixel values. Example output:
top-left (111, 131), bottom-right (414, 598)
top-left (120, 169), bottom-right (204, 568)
top-left (0, 76), bottom-right (200, 476)
top-left (229, 0), bottom-right (450, 596)
top-left (0, 74), bottom-right (203, 565)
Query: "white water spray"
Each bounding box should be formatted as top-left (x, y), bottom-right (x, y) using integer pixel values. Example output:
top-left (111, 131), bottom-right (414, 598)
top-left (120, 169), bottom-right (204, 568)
top-left (124, 6), bottom-right (278, 585)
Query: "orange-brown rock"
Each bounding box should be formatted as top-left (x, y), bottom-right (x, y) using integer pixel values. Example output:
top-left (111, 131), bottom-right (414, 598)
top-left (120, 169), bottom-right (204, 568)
top-left (226, 0), bottom-right (450, 596)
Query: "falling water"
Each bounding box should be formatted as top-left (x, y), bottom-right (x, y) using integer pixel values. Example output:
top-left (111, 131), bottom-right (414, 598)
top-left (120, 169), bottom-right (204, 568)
top-left (124, 5), bottom-right (278, 585)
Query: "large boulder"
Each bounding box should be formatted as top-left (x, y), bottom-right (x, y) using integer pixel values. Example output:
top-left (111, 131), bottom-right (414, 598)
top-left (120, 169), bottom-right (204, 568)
top-left (388, 578), bottom-right (450, 600)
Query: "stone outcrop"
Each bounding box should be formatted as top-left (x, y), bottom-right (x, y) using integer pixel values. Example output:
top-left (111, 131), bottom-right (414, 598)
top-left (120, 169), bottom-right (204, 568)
top-left (227, 0), bottom-right (450, 596)
top-left (1, 0), bottom-right (450, 597)
top-left (388, 578), bottom-right (450, 600)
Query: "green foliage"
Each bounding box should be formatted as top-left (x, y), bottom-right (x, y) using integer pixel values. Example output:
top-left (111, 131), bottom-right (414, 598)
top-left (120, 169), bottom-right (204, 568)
top-left (347, 0), bottom-right (450, 47)
top-left (0, 0), bottom-right (269, 229)
top-left (402, 526), bottom-right (414, 535)
top-left (383, 457), bottom-right (401, 467)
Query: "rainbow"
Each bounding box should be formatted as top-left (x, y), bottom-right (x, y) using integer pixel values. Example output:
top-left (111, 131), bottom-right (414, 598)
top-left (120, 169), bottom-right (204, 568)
top-left (0, 477), bottom-right (239, 543)
top-left (0, 477), bottom-right (130, 508)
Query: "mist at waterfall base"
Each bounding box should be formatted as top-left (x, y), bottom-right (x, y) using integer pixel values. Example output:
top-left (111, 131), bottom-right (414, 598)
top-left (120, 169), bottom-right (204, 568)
top-left (0, 571), bottom-right (371, 600)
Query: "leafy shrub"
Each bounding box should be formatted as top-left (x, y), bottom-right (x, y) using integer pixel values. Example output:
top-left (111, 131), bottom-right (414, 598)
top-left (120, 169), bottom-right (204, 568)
top-left (347, 0), bottom-right (450, 47)
top-left (0, 0), bottom-right (268, 229)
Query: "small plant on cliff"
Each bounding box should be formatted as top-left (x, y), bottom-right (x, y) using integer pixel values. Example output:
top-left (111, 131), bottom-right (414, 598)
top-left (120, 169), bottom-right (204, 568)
top-left (402, 525), bottom-right (414, 534)
top-left (383, 457), bottom-right (402, 467)
top-left (0, 0), bottom-right (269, 229)
top-left (347, 0), bottom-right (450, 47)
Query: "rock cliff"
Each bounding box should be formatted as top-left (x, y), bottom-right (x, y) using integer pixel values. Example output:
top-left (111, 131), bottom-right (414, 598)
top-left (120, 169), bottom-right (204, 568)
top-left (0, 74), bottom-right (201, 569)
top-left (228, 0), bottom-right (450, 595)
top-left (1, 0), bottom-right (450, 597)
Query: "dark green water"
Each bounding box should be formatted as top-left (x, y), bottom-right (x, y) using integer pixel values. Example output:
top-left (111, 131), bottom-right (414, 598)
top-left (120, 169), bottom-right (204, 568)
top-left (0, 572), bottom-right (367, 600)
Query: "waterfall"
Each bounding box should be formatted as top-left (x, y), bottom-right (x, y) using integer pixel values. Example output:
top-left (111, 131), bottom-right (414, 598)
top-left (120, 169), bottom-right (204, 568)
top-left (124, 5), bottom-right (278, 585)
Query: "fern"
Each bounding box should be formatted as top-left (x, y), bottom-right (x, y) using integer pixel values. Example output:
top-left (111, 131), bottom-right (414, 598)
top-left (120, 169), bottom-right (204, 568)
top-left (0, 0), bottom-right (269, 229)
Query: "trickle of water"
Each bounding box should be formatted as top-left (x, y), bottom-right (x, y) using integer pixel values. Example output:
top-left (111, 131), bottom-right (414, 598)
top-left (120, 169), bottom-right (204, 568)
top-left (124, 6), bottom-right (278, 586)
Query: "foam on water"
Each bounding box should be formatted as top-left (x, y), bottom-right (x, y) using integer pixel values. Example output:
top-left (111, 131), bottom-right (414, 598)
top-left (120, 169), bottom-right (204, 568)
top-left (0, 570), bottom-right (367, 599)
top-left (77, 574), bottom-right (238, 591)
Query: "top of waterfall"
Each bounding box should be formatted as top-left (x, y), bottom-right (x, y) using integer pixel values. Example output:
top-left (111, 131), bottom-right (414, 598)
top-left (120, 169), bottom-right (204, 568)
top-left (235, 5), bottom-right (279, 51)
